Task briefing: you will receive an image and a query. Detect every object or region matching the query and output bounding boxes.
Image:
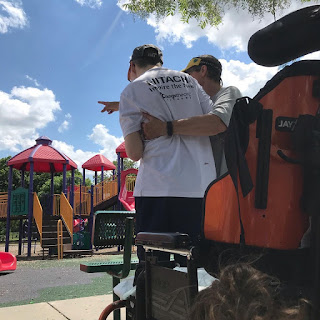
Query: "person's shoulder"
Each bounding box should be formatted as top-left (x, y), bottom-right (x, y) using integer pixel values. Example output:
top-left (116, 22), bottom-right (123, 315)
top-left (120, 83), bottom-right (133, 96)
top-left (219, 86), bottom-right (242, 98)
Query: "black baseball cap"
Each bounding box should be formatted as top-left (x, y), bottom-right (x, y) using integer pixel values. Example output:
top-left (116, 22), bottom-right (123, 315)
top-left (131, 44), bottom-right (163, 65)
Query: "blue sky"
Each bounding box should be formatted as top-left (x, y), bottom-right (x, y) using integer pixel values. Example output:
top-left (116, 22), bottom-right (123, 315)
top-left (0, 0), bottom-right (318, 176)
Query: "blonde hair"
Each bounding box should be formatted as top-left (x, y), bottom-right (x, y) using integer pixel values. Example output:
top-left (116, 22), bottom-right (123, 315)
top-left (189, 263), bottom-right (311, 320)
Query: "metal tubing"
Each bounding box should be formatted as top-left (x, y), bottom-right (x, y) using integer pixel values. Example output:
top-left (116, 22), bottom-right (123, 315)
top-left (145, 252), bottom-right (152, 319)
top-left (18, 219), bottom-right (23, 255)
top-left (62, 163), bottom-right (67, 196)
top-left (50, 171), bottom-right (54, 215)
top-left (27, 162), bottom-right (34, 257)
top-left (82, 168), bottom-right (86, 185)
top-left (101, 166), bottom-right (104, 200)
top-left (117, 153), bottom-right (121, 210)
top-left (70, 168), bottom-right (75, 209)
top-left (89, 185), bottom-right (94, 249)
top-left (79, 183), bottom-right (82, 217)
top-left (187, 256), bottom-right (199, 306)
top-left (112, 277), bottom-right (120, 320)
top-left (5, 166), bottom-right (13, 252)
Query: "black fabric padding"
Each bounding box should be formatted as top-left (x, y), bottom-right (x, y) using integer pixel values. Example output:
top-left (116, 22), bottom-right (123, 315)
top-left (254, 60), bottom-right (320, 101)
top-left (248, 5), bottom-right (320, 67)
top-left (224, 97), bottom-right (263, 198)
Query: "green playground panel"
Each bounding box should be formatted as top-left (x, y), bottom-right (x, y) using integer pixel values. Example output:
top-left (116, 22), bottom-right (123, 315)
top-left (73, 231), bottom-right (91, 250)
top-left (10, 187), bottom-right (29, 216)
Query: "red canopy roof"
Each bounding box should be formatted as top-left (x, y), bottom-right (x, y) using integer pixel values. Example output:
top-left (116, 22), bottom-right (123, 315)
top-left (116, 142), bottom-right (127, 158)
top-left (82, 154), bottom-right (116, 171)
top-left (7, 136), bottom-right (77, 173)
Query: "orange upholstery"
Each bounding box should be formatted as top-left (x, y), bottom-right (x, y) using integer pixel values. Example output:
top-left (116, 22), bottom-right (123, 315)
top-left (204, 73), bottom-right (317, 250)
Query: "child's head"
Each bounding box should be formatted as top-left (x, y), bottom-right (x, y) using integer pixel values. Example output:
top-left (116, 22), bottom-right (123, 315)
top-left (189, 263), bottom-right (310, 320)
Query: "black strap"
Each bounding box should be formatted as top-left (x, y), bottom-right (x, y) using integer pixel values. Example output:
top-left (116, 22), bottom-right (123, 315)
top-left (224, 97), bottom-right (262, 246)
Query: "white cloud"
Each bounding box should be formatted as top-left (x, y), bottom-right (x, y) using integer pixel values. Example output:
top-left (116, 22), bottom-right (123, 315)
top-left (221, 59), bottom-right (278, 98)
top-left (0, 86), bottom-right (61, 152)
top-left (25, 75), bottom-right (40, 87)
top-left (58, 113), bottom-right (72, 133)
top-left (58, 120), bottom-right (69, 133)
top-left (51, 124), bottom-right (123, 180)
top-left (301, 52), bottom-right (320, 60)
top-left (0, 0), bottom-right (28, 33)
top-left (88, 124), bottom-right (123, 162)
top-left (139, 1), bottom-right (320, 52)
top-left (74, 0), bottom-right (102, 9)
top-left (51, 140), bottom-right (96, 171)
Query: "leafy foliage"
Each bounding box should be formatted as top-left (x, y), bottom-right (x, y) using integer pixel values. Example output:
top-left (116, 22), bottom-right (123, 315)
top-left (0, 157), bottom-right (21, 192)
top-left (116, 158), bottom-right (139, 171)
top-left (121, 0), bottom-right (310, 28)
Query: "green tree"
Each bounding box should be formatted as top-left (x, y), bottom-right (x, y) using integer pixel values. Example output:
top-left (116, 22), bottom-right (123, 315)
top-left (121, 0), bottom-right (311, 28)
top-left (0, 157), bottom-right (22, 192)
top-left (113, 158), bottom-right (138, 172)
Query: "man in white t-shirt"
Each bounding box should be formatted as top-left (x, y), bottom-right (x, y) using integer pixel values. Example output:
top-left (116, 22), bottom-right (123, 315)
top-left (119, 44), bottom-right (226, 266)
top-left (142, 55), bottom-right (242, 176)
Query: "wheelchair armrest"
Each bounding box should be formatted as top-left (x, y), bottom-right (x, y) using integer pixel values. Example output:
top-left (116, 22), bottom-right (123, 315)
top-left (135, 232), bottom-right (191, 250)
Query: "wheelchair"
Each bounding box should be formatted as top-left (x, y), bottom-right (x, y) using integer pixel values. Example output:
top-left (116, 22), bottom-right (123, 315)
top-left (100, 5), bottom-right (320, 320)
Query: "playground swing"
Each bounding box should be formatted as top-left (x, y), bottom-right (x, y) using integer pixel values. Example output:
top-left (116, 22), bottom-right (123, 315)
top-left (96, 6), bottom-right (320, 320)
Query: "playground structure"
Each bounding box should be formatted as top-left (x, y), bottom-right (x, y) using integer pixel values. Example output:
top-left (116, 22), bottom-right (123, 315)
top-left (88, 6), bottom-right (320, 320)
top-left (1, 137), bottom-right (137, 257)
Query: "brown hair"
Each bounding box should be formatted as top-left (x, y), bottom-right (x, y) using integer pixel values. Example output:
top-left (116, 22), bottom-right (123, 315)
top-left (186, 54), bottom-right (222, 83)
top-left (189, 263), bottom-right (311, 320)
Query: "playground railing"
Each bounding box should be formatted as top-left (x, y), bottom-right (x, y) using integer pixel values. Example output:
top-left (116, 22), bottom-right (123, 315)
top-left (72, 180), bottom-right (118, 215)
top-left (93, 179), bottom-right (118, 207)
top-left (53, 194), bottom-right (61, 216)
top-left (33, 192), bottom-right (43, 243)
top-left (73, 186), bottom-right (91, 216)
top-left (60, 192), bottom-right (73, 243)
top-left (0, 192), bottom-right (8, 219)
top-left (126, 176), bottom-right (136, 192)
top-left (74, 191), bottom-right (91, 216)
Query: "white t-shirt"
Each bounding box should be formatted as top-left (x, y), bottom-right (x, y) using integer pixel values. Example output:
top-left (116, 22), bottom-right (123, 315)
top-left (209, 86), bottom-right (242, 176)
top-left (210, 86), bottom-right (242, 126)
top-left (119, 67), bottom-right (216, 198)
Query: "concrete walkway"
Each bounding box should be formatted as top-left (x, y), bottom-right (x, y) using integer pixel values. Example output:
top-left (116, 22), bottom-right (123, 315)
top-left (0, 294), bottom-right (125, 320)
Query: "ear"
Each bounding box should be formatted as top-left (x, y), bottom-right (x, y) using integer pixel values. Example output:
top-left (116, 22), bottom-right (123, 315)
top-left (131, 62), bottom-right (137, 75)
top-left (200, 65), bottom-right (208, 77)
top-left (127, 64), bottom-right (132, 81)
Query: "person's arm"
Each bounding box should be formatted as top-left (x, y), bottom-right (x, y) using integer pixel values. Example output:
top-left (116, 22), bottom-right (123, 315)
top-left (98, 101), bottom-right (119, 114)
top-left (124, 131), bottom-right (143, 161)
top-left (142, 113), bottom-right (226, 140)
